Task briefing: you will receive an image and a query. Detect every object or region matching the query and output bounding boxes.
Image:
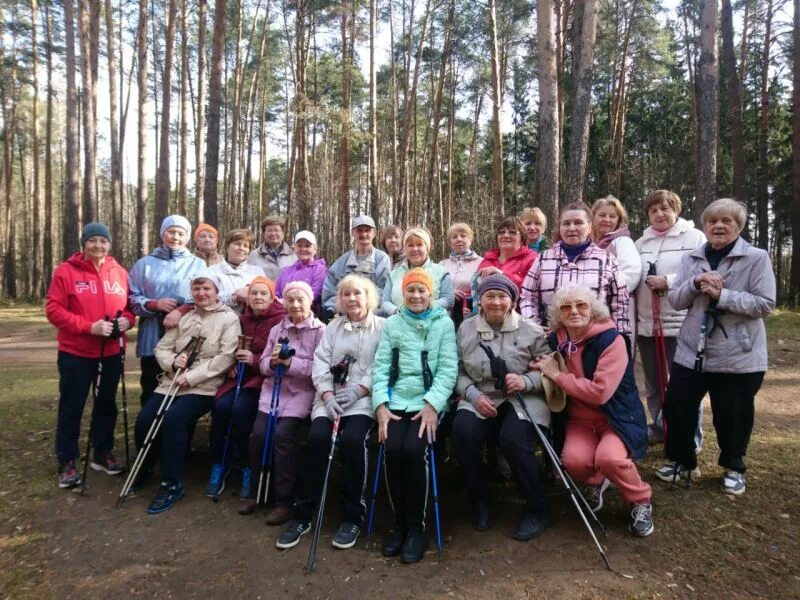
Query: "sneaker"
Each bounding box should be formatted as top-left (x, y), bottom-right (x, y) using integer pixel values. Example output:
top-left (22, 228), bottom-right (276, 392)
top-left (239, 467), bottom-right (252, 501)
top-left (654, 461), bottom-right (700, 483)
top-left (205, 463), bottom-right (226, 498)
top-left (90, 451), bottom-right (125, 475)
top-left (583, 478), bottom-right (611, 513)
top-left (629, 502), bottom-right (654, 537)
top-left (276, 519), bottom-right (310, 549)
top-left (512, 513), bottom-right (549, 542)
top-left (721, 470), bottom-right (746, 496)
top-left (58, 460), bottom-right (81, 489)
top-left (332, 522), bottom-right (361, 549)
top-left (147, 481), bottom-right (185, 515)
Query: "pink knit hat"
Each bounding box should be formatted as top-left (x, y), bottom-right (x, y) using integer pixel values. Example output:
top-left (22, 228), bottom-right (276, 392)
top-left (282, 280), bottom-right (314, 302)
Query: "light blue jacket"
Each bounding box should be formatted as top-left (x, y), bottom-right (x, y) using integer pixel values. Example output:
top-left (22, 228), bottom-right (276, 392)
top-left (128, 246), bottom-right (205, 357)
top-left (379, 259), bottom-right (455, 316)
top-left (322, 247), bottom-right (391, 313)
top-left (372, 305), bottom-right (458, 414)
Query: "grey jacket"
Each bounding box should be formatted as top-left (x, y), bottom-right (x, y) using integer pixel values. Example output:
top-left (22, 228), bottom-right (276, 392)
top-left (246, 241), bottom-right (297, 281)
top-left (669, 237), bottom-right (775, 373)
top-left (321, 248), bottom-right (391, 313)
top-left (455, 311), bottom-right (551, 427)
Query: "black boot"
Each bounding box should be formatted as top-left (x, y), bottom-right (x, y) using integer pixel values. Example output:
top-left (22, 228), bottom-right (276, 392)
top-left (400, 530), bottom-right (428, 563)
top-left (381, 529), bottom-right (406, 557)
top-left (512, 513), bottom-right (548, 542)
top-left (472, 500), bottom-right (491, 532)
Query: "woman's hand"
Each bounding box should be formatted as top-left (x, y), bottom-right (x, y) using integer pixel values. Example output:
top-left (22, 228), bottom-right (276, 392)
top-left (504, 373), bottom-right (527, 394)
top-left (269, 344), bottom-right (292, 368)
top-left (155, 298), bottom-right (178, 313)
top-left (116, 317), bottom-right (131, 332)
top-left (475, 396), bottom-right (498, 418)
top-left (376, 404), bottom-right (401, 443)
top-left (645, 275), bottom-right (668, 291)
top-left (90, 319), bottom-right (114, 337)
top-left (163, 309), bottom-right (183, 329)
top-left (412, 403), bottom-right (439, 442)
top-left (234, 286), bottom-right (249, 305)
top-left (175, 373), bottom-right (190, 387)
top-left (700, 281), bottom-right (722, 300)
top-left (478, 266), bottom-right (503, 278)
top-left (173, 353), bottom-right (189, 370)
top-left (235, 349), bottom-right (254, 364)
top-left (532, 353), bottom-right (561, 381)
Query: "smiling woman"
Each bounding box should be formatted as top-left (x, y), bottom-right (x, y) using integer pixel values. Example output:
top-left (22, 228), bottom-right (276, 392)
top-left (208, 229), bottom-right (264, 312)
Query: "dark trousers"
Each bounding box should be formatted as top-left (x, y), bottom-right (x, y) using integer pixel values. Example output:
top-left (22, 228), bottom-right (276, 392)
top-left (384, 411), bottom-right (434, 533)
top-left (139, 355), bottom-right (162, 407)
top-left (295, 415), bottom-right (374, 525)
top-left (135, 392), bottom-right (214, 482)
top-left (249, 412), bottom-right (305, 507)
top-left (55, 350), bottom-right (122, 463)
top-left (452, 404), bottom-right (548, 517)
top-left (209, 387), bottom-right (259, 467)
top-left (664, 363), bottom-right (765, 472)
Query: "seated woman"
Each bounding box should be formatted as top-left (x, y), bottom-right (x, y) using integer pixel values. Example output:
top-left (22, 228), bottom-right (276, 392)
top-left (534, 283), bottom-right (652, 537)
top-left (205, 276), bottom-right (286, 501)
top-left (277, 275), bottom-right (385, 550)
top-left (372, 268), bottom-right (458, 564)
top-left (244, 281), bottom-right (326, 523)
top-left (452, 274), bottom-right (551, 541)
top-left (134, 270), bottom-right (241, 514)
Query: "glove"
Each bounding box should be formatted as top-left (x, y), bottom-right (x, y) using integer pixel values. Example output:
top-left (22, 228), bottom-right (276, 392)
top-left (324, 397), bottom-right (344, 421)
top-left (334, 386), bottom-right (362, 411)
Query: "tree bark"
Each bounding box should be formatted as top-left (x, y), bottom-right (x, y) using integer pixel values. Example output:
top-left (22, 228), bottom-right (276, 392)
top-left (177, 0), bottom-right (189, 214)
top-left (697, 0), bottom-right (719, 210)
top-left (196, 0), bottom-right (207, 226)
top-left (154, 0), bottom-right (178, 239)
top-left (369, 0), bottom-right (380, 225)
top-left (537, 0), bottom-right (561, 227)
top-left (78, 0), bottom-right (99, 223)
top-left (488, 0), bottom-right (504, 217)
top-left (31, 0), bottom-right (43, 295)
top-left (64, 0), bottom-right (81, 255)
top-left (104, 0), bottom-right (122, 248)
top-left (790, 0), bottom-right (800, 305)
top-left (136, 0), bottom-right (150, 255)
top-left (756, 0), bottom-right (773, 249)
top-left (204, 0), bottom-right (227, 226)
top-left (43, 0), bottom-right (55, 282)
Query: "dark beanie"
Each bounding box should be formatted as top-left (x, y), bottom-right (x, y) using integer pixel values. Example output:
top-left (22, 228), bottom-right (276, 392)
top-left (81, 222), bottom-right (111, 246)
top-left (477, 273), bottom-right (519, 304)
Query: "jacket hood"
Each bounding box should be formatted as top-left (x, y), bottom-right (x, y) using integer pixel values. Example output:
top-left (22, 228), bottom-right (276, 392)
top-left (194, 301), bottom-right (230, 315)
top-left (447, 251), bottom-right (482, 263)
top-left (399, 304), bottom-right (448, 324)
top-left (151, 245), bottom-right (194, 260)
top-left (66, 252), bottom-right (122, 273)
top-left (640, 217), bottom-right (696, 242)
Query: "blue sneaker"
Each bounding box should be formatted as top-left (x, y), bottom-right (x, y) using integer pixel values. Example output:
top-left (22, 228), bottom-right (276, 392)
top-left (239, 467), bottom-right (252, 500)
top-left (205, 463), bottom-right (226, 498)
top-left (147, 481), bottom-right (185, 514)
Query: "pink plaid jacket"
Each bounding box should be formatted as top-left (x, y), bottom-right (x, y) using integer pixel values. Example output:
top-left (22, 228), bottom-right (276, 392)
top-left (519, 241), bottom-right (631, 334)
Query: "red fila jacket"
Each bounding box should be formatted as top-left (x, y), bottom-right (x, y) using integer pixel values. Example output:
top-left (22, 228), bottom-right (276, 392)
top-left (46, 252), bottom-right (136, 358)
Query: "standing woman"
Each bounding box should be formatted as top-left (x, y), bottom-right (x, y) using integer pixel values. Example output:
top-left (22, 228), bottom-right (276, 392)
top-left (635, 190), bottom-right (706, 446)
top-left (209, 229), bottom-right (264, 312)
top-left (277, 275), bottom-right (385, 550)
top-left (275, 230), bottom-right (328, 312)
top-left (520, 207), bottom-right (551, 253)
top-left (380, 227), bottom-right (454, 316)
top-left (520, 202), bottom-right (630, 335)
top-left (439, 222), bottom-right (482, 324)
top-left (129, 215), bottom-right (205, 406)
top-left (247, 215), bottom-right (297, 281)
top-left (663, 199), bottom-right (775, 496)
top-left (473, 217), bottom-right (537, 292)
top-left (46, 223), bottom-right (135, 488)
top-left (245, 281), bottom-right (326, 523)
top-left (194, 224), bottom-right (224, 266)
top-left (134, 271), bottom-right (241, 514)
top-left (381, 225), bottom-right (405, 268)
top-left (372, 269), bottom-right (458, 564)
top-left (206, 276), bottom-right (286, 500)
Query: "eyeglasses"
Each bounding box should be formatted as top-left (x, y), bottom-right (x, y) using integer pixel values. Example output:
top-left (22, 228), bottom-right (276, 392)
top-left (558, 301), bottom-right (590, 315)
top-left (497, 229), bottom-right (520, 237)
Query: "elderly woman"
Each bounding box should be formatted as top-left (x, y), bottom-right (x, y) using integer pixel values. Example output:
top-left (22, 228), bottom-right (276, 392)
top-left (635, 190), bottom-right (707, 447)
top-left (275, 230), bottom-right (328, 312)
top-left (521, 202), bottom-right (630, 335)
top-left (452, 274), bottom-right (551, 540)
top-left (439, 222), bottom-right (482, 324)
top-left (129, 215), bottom-right (206, 406)
top-left (133, 270), bottom-right (241, 514)
top-left (247, 215), bottom-right (298, 281)
top-left (380, 227), bottom-right (454, 316)
top-left (520, 207), bottom-right (551, 253)
top-left (535, 283), bottom-right (652, 537)
top-left (205, 276), bottom-right (286, 501)
top-left (372, 268), bottom-right (458, 564)
top-left (321, 215), bottom-right (391, 320)
top-left (194, 223), bottom-right (224, 266)
top-left (381, 225), bottom-right (404, 268)
top-left (46, 222), bottom-right (135, 488)
top-left (277, 275), bottom-right (385, 550)
top-left (244, 281), bottom-right (326, 524)
top-left (209, 229), bottom-right (264, 312)
top-left (474, 217), bottom-right (537, 292)
top-left (662, 199), bottom-right (775, 496)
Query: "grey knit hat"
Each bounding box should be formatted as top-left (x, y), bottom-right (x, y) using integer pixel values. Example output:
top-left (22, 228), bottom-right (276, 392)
top-left (477, 273), bottom-right (519, 305)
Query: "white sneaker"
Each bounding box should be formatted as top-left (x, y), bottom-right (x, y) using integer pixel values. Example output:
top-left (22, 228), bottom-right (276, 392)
top-left (583, 478), bottom-right (611, 513)
top-left (721, 471), bottom-right (746, 496)
top-left (654, 461), bottom-right (700, 483)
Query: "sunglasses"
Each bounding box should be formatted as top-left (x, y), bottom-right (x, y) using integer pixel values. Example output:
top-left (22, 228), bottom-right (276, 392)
top-left (558, 301), bottom-right (590, 315)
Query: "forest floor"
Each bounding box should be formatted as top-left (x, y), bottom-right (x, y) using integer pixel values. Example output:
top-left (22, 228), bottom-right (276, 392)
top-left (1, 305), bottom-right (799, 599)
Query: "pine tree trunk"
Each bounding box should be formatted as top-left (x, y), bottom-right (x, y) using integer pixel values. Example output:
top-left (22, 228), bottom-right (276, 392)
top-left (43, 0), bottom-right (55, 282)
top-left (78, 0), bottom-right (98, 223)
top-left (177, 0), bottom-right (189, 214)
top-left (369, 0), bottom-right (380, 225)
top-left (64, 0), bottom-right (81, 255)
top-left (204, 0), bottom-right (227, 227)
top-left (31, 0), bottom-right (43, 295)
top-left (790, 0), bottom-right (800, 305)
top-left (195, 0), bottom-right (207, 225)
top-left (154, 0), bottom-right (178, 239)
top-left (136, 0), bottom-right (150, 255)
top-left (104, 0), bottom-right (122, 249)
top-left (488, 0), bottom-right (504, 217)
top-left (756, 0), bottom-right (773, 249)
top-left (697, 0), bottom-right (719, 211)
top-left (537, 0), bottom-right (561, 227)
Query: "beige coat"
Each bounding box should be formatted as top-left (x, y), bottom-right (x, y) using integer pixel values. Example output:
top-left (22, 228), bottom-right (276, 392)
top-left (154, 302), bottom-right (241, 396)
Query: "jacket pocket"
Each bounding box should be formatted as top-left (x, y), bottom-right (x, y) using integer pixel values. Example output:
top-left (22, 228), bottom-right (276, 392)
top-left (736, 324), bottom-right (753, 353)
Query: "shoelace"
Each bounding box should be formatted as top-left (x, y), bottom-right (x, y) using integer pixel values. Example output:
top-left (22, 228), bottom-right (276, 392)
top-left (631, 503), bottom-right (652, 525)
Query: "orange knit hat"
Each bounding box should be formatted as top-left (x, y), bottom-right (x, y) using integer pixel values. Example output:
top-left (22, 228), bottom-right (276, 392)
top-left (249, 275), bottom-right (275, 297)
top-left (402, 268), bottom-right (434, 293)
top-left (194, 223), bottom-right (218, 242)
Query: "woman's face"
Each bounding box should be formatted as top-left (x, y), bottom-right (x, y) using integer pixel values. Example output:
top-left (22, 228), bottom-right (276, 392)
top-left (248, 283), bottom-right (273, 312)
top-left (294, 239), bottom-right (316, 263)
top-left (284, 289), bottom-right (312, 322)
top-left (647, 202), bottom-right (678, 232)
top-left (704, 213), bottom-right (741, 249)
top-left (558, 295), bottom-right (592, 333)
top-left (559, 210), bottom-right (592, 245)
top-left (593, 205), bottom-right (620, 238)
top-left (405, 236), bottom-right (429, 267)
top-left (263, 225), bottom-right (284, 248)
top-left (226, 239), bottom-right (251, 265)
top-left (523, 219), bottom-right (544, 244)
top-left (83, 236), bottom-right (110, 261)
top-left (496, 226), bottom-right (522, 254)
top-left (384, 232), bottom-right (403, 254)
top-left (192, 279), bottom-right (218, 308)
top-left (340, 284), bottom-right (368, 321)
top-left (162, 226), bottom-right (189, 250)
top-left (449, 231), bottom-right (471, 255)
top-left (403, 282), bottom-right (431, 314)
top-left (480, 290), bottom-right (513, 324)
top-left (196, 231), bottom-right (218, 253)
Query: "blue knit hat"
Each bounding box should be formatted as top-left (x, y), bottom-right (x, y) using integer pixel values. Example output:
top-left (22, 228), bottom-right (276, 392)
top-left (477, 273), bottom-right (519, 305)
top-left (81, 222), bottom-right (111, 246)
top-left (160, 214), bottom-right (192, 237)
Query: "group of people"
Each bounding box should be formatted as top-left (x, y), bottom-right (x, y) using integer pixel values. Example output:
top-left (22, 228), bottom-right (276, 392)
top-left (45, 190), bottom-right (775, 564)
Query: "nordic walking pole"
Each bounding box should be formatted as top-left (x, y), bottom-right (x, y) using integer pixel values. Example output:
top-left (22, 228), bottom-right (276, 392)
top-left (648, 262), bottom-right (670, 440)
top-left (117, 336), bottom-right (205, 506)
top-left (479, 343), bottom-right (611, 570)
top-left (115, 314), bottom-right (131, 471)
top-left (421, 350), bottom-right (443, 556)
top-left (80, 322), bottom-right (109, 495)
top-left (306, 415), bottom-right (340, 573)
